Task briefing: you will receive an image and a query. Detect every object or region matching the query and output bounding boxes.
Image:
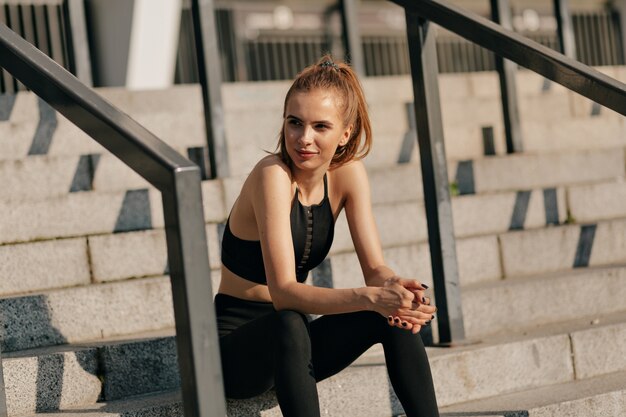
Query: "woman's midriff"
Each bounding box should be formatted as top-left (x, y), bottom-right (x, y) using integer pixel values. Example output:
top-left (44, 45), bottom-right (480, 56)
top-left (217, 265), bottom-right (273, 303)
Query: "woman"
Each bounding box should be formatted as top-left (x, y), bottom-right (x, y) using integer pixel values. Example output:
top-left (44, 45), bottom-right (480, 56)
top-left (216, 55), bottom-right (439, 417)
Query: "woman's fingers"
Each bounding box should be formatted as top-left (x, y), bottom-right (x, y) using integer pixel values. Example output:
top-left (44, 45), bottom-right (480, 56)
top-left (386, 315), bottom-right (428, 333)
top-left (396, 277), bottom-right (429, 291)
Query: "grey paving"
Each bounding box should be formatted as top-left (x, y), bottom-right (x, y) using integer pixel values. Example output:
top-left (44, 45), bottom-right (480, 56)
top-left (568, 180), bottom-right (626, 222)
top-left (0, 238), bottom-right (90, 296)
top-left (12, 317), bottom-right (626, 416)
top-left (462, 266), bottom-right (626, 339)
top-left (0, 180), bottom-right (224, 244)
top-left (442, 370), bottom-right (626, 417)
top-left (0, 277), bottom-right (175, 352)
top-left (500, 219), bottom-right (626, 277)
top-left (3, 347), bottom-right (100, 416)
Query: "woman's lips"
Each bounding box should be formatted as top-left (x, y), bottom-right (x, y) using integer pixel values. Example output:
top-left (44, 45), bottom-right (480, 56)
top-left (296, 150), bottom-right (318, 159)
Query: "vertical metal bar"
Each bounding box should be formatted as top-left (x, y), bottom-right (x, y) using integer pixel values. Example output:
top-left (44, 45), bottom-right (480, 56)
top-left (162, 167), bottom-right (227, 417)
top-left (404, 11), bottom-right (465, 345)
top-left (46, 3), bottom-right (65, 67)
top-left (491, 0), bottom-right (523, 153)
top-left (0, 4), bottom-right (15, 93)
top-left (339, 0), bottom-right (365, 76)
top-left (0, 345), bottom-right (6, 417)
top-left (64, 0), bottom-right (93, 86)
top-left (191, 0), bottom-right (230, 178)
top-left (553, 0), bottom-right (577, 59)
top-left (8, 3), bottom-right (23, 91)
top-left (615, 0), bottom-right (626, 64)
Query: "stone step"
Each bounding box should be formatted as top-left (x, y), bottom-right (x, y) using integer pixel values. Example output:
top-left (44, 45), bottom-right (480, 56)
top-left (461, 265), bottom-right (626, 339)
top-left (19, 391), bottom-right (183, 417)
top-left (3, 69), bottom-right (625, 174)
top-left (499, 218), bottom-right (626, 278)
top-left (8, 312), bottom-right (626, 416)
top-left (20, 374), bottom-right (626, 417)
top-left (0, 277), bottom-right (175, 353)
top-left (440, 371), bottom-right (626, 417)
top-left (2, 189), bottom-right (625, 299)
top-left (1, 241), bottom-right (625, 353)
top-left (0, 86), bottom-right (205, 162)
top-left (3, 138), bottom-right (623, 208)
top-left (0, 181), bottom-right (225, 245)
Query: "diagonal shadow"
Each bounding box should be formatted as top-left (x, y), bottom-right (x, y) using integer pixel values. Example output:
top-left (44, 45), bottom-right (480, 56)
top-left (0, 294), bottom-right (99, 413)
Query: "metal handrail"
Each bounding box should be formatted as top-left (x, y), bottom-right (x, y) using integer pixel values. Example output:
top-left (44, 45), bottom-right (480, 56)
top-left (0, 22), bottom-right (225, 417)
top-left (390, 0), bottom-right (626, 115)
top-left (387, 0), bottom-right (626, 345)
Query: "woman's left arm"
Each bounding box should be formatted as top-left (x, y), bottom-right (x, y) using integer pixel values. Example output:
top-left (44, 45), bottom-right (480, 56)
top-left (338, 161), bottom-right (435, 331)
top-left (338, 161), bottom-right (401, 287)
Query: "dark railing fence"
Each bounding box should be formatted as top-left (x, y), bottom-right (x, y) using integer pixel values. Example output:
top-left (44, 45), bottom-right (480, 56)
top-left (390, 0), bottom-right (626, 344)
top-left (0, 0), bottom-right (91, 93)
top-left (174, 2), bottom-right (624, 83)
top-left (1, 0), bottom-right (624, 90)
top-left (0, 19), bottom-right (226, 417)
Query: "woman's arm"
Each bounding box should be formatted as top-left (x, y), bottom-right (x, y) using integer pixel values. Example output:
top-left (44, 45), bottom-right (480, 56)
top-left (251, 158), bottom-right (417, 317)
top-left (338, 161), bottom-right (436, 329)
top-left (251, 159), bottom-right (370, 314)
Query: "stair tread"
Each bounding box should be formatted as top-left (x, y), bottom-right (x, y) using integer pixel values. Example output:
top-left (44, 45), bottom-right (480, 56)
top-left (441, 370), bottom-right (626, 415)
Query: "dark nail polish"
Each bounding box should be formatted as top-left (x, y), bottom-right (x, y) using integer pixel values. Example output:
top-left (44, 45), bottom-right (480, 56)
top-left (421, 297), bottom-right (426, 303)
top-left (431, 315), bottom-right (435, 320)
top-left (387, 316), bottom-right (393, 322)
top-left (401, 322), bottom-right (408, 327)
top-left (422, 284), bottom-right (429, 289)
top-left (394, 318), bottom-right (400, 324)
top-left (425, 321), bottom-right (431, 326)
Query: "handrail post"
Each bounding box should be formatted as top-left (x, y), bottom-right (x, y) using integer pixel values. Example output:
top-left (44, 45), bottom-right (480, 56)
top-left (191, 0), bottom-right (230, 179)
top-left (339, 0), bottom-right (365, 76)
top-left (0, 346), bottom-right (7, 417)
top-left (490, 0), bottom-right (523, 153)
top-left (64, 0), bottom-right (93, 86)
top-left (615, 0), bottom-right (626, 64)
top-left (163, 167), bottom-right (227, 417)
top-left (404, 11), bottom-right (465, 345)
top-left (553, 0), bottom-right (577, 59)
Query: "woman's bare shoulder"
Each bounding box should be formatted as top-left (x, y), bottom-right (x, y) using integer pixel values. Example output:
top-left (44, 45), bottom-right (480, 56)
top-left (330, 160), bottom-right (368, 189)
top-left (249, 154), bottom-right (292, 184)
top-left (238, 155), bottom-right (294, 206)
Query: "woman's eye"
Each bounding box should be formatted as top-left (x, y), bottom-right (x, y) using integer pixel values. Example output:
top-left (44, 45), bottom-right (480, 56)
top-left (288, 119), bottom-right (301, 126)
top-left (315, 124), bottom-right (328, 130)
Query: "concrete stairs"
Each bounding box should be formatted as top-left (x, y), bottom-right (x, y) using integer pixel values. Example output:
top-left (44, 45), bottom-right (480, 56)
top-left (1, 67), bottom-right (626, 416)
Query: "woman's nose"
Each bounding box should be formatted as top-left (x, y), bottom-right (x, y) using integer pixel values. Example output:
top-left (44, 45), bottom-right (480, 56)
top-left (298, 127), bottom-right (314, 145)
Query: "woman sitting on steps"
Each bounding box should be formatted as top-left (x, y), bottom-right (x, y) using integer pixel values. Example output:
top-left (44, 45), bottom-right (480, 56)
top-left (216, 55), bottom-right (439, 417)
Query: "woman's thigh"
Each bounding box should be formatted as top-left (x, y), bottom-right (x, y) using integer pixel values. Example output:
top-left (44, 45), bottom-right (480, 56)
top-left (219, 312), bottom-right (278, 399)
top-left (309, 311), bottom-right (385, 381)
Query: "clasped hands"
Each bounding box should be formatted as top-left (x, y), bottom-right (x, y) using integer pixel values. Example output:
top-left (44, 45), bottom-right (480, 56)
top-left (376, 277), bottom-right (436, 334)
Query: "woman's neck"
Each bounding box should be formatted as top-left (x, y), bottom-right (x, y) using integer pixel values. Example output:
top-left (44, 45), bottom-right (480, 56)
top-left (292, 168), bottom-right (327, 205)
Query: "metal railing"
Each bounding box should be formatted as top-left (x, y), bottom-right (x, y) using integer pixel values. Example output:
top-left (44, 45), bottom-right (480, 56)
top-left (0, 0), bottom-right (91, 93)
top-left (0, 21), bottom-right (225, 417)
top-left (388, 0), bottom-right (626, 345)
top-left (174, 2), bottom-right (624, 82)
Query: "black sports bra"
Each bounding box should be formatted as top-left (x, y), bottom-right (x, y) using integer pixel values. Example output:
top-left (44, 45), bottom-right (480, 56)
top-left (221, 174), bottom-right (335, 284)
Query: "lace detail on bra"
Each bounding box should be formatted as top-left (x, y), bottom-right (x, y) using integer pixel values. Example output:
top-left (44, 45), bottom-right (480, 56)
top-left (297, 207), bottom-right (314, 273)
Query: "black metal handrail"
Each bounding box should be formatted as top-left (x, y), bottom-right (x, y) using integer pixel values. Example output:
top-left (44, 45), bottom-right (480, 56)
top-left (0, 22), bottom-right (225, 417)
top-left (387, 0), bottom-right (626, 345)
top-left (391, 0), bottom-right (626, 116)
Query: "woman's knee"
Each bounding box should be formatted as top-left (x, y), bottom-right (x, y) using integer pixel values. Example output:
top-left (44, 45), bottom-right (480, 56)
top-left (273, 310), bottom-right (311, 351)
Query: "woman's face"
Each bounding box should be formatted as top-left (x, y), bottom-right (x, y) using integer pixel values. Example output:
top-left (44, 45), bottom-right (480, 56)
top-left (283, 89), bottom-right (351, 172)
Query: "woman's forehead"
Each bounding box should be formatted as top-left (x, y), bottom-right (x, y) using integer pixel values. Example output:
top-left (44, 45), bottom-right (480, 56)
top-left (286, 89), bottom-right (343, 116)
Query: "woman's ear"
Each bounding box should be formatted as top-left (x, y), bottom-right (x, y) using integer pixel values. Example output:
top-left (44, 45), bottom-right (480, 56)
top-left (339, 124), bottom-right (353, 146)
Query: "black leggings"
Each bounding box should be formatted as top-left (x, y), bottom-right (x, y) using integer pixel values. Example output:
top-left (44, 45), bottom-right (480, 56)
top-left (216, 294), bottom-right (439, 417)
